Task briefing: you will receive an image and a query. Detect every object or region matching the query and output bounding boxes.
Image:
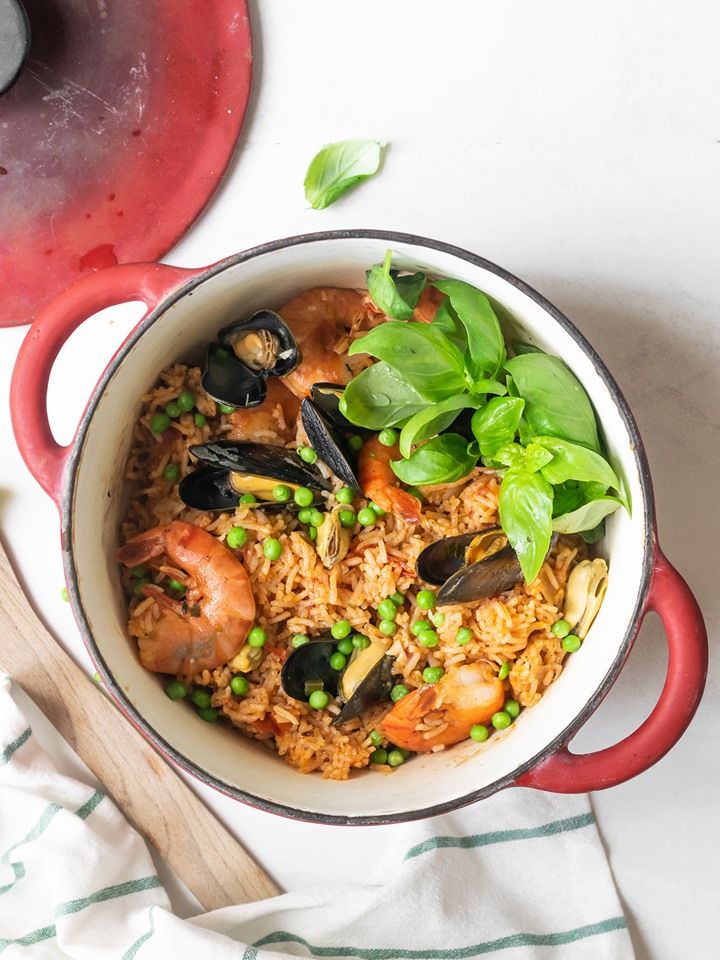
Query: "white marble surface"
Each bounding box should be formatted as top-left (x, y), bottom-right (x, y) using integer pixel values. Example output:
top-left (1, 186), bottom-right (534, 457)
top-left (1, 2), bottom-right (718, 957)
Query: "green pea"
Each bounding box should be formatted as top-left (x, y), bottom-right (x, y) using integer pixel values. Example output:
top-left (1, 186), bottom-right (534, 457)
top-left (247, 626), bottom-right (267, 648)
top-left (491, 710), bottom-right (512, 730)
top-left (239, 493), bottom-right (257, 504)
top-left (411, 620), bottom-right (432, 636)
top-left (197, 706), bottom-right (219, 723)
top-left (387, 749), bottom-right (405, 767)
top-left (331, 620), bottom-right (352, 640)
top-left (230, 676), bottom-right (249, 696)
top-left (419, 630), bottom-right (439, 648)
top-left (133, 577), bottom-right (150, 596)
top-left (263, 538), bottom-right (282, 560)
top-left (165, 680), bottom-right (187, 700)
top-left (369, 728), bottom-right (383, 747)
top-left (370, 748), bottom-right (388, 765)
top-left (307, 526), bottom-right (318, 542)
top-left (130, 564), bottom-right (146, 578)
top-left (178, 390), bottom-right (195, 412)
top-left (562, 634), bottom-right (582, 653)
top-left (336, 487), bottom-right (354, 504)
top-left (339, 509), bottom-right (356, 528)
top-left (422, 666), bottom-right (444, 684)
top-left (369, 501), bottom-right (386, 518)
top-left (296, 507), bottom-right (312, 525)
top-left (416, 589), bottom-right (436, 611)
top-left (329, 652), bottom-right (347, 671)
top-left (390, 684), bottom-right (409, 702)
top-left (498, 661), bottom-right (510, 680)
top-left (291, 634), bottom-right (311, 648)
top-left (61, 586), bottom-right (69, 603)
top-left (378, 599), bottom-right (398, 621)
top-left (431, 612), bottom-right (446, 627)
top-left (470, 724), bottom-right (489, 742)
top-left (226, 526), bottom-right (248, 549)
top-left (456, 627), bottom-right (472, 646)
top-left (352, 634), bottom-right (370, 649)
top-left (348, 434), bottom-right (363, 452)
top-left (167, 578), bottom-right (185, 593)
top-left (165, 400), bottom-right (182, 419)
top-left (309, 689), bottom-right (330, 710)
top-left (552, 618), bottom-right (571, 638)
top-left (357, 507), bottom-right (376, 527)
top-left (163, 462), bottom-right (180, 483)
top-left (336, 637), bottom-right (353, 655)
top-left (390, 591), bottom-right (405, 606)
top-left (298, 446), bottom-right (318, 464)
top-left (309, 509), bottom-right (325, 527)
top-left (218, 403), bottom-right (236, 414)
top-left (505, 699), bottom-right (520, 718)
top-left (293, 486), bottom-right (314, 507)
top-left (378, 428), bottom-right (398, 447)
top-left (273, 484), bottom-right (292, 503)
top-left (150, 412), bottom-right (171, 434)
top-left (191, 689), bottom-right (212, 709)
top-left (378, 619), bottom-right (397, 636)
top-left (193, 412), bottom-right (207, 428)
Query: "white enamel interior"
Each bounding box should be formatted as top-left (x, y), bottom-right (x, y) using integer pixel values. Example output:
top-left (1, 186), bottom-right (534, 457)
top-left (68, 236), bottom-right (649, 821)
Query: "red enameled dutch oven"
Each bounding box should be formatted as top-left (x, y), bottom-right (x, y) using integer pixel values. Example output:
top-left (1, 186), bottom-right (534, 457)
top-left (10, 231), bottom-right (708, 825)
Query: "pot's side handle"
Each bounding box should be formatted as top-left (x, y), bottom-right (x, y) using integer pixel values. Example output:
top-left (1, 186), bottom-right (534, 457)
top-left (515, 547), bottom-right (707, 793)
top-left (10, 262), bottom-right (204, 506)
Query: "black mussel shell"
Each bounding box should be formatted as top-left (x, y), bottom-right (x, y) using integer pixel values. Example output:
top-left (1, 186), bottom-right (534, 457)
top-left (189, 441), bottom-right (332, 492)
top-left (281, 638), bottom-right (339, 702)
top-left (201, 343), bottom-right (267, 408)
top-left (416, 532), bottom-right (478, 586)
top-left (310, 383), bottom-right (354, 430)
top-left (437, 548), bottom-right (522, 605)
top-left (179, 466), bottom-right (245, 512)
top-left (219, 310), bottom-right (300, 379)
top-left (301, 399), bottom-right (360, 492)
top-left (334, 645), bottom-right (394, 725)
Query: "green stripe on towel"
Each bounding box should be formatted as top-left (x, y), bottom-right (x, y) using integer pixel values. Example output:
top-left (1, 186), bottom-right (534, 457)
top-left (75, 789), bottom-right (105, 820)
top-left (0, 924), bottom-right (57, 953)
top-left (56, 875), bottom-right (161, 916)
top-left (0, 727), bottom-right (31, 766)
top-left (0, 803), bottom-right (61, 896)
top-left (252, 916), bottom-right (627, 959)
top-left (404, 812), bottom-right (595, 861)
top-left (122, 906), bottom-right (157, 960)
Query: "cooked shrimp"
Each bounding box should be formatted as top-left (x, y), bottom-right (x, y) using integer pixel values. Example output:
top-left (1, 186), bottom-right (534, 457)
top-left (117, 521), bottom-right (255, 676)
top-left (228, 379), bottom-right (300, 443)
top-left (379, 662), bottom-right (505, 751)
top-left (412, 285), bottom-right (444, 324)
top-left (358, 435), bottom-right (422, 523)
top-left (278, 287), bottom-right (371, 398)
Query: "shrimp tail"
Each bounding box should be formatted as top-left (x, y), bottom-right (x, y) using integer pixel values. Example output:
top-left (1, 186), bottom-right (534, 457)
top-left (387, 488), bottom-right (422, 524)
top-left (117, 526), bottom-right (167, 567)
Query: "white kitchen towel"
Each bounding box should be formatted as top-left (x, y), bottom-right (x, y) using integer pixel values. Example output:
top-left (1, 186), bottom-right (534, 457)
top-left (0, 673), bottom-right (634, 959)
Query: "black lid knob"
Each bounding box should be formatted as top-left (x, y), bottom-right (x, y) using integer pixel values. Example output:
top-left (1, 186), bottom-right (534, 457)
top-left (0, 0), bottom-right (30, 95)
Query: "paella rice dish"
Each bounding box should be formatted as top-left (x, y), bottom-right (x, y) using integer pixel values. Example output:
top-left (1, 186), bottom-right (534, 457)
top-left (118, 256), bottom-right (621, 780)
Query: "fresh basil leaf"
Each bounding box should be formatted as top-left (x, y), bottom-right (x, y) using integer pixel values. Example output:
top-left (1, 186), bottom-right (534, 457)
top-left (391, 434), bottom-right (477, 485)
top-left (493, 443), bottom-right (527, 467)
top-left (433, 279), bottom-right (506, 379)
top-left (399, 395), bottom-right (482, 458)
top-left (340, 361), bottom-right (428, 429)
top-left (349, 321), bottom-right (466, 401)
top-left (534, 436), bottom-right (619, 489)
top-left (471, 378), bottom-right (508, 396)
top-left (551, 481), bottom-right (585, 517)
top-left (471, 396), bottom-right (525, 458)
top-left (498, 468), bottom-right (554, 583)
top-left (504, 353), bottom-right (601, 452)
top-left (552, 496), bottom-right (622, 534)
top-left (431, 300), bottom-right (467, 352)
top-left (304, 139), bottom-right (383, 210)
top-left (579, 522), bottom-right (606, 544)
top-left (366, 251), bottom-right (427, 320)
top-left (512, 341), bottom-right (542, 355)
top-left (525, 442), bottom-right (554, 473)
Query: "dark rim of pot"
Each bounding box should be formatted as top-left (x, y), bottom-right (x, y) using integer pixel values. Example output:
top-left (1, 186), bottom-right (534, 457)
top-left (61, 229), bottom-right (655, 826)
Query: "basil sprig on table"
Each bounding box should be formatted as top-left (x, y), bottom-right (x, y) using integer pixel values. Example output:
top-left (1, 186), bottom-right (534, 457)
top-left (340, 253), bottom-right (628, 583)
top-left (304, 140), bottom-right (383, 210)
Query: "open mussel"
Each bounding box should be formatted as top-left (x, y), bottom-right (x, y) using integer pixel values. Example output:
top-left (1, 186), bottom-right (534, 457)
top-left (563, 558), bottom-right (608, 638)
top-left (315, 507), bottom-right (352, 569)
top-left (202, 310), bottom-right (300, 408)
top-left (179, 440), bottom-right (330, 511)
top-left (301, 398), bottom-right (360, 492)
top-left (310, 383), bottom-right (353, 430)
top-left (417, 527), bottom-right (525, 606)
top-left (280, 634), bottom-right (394, 724)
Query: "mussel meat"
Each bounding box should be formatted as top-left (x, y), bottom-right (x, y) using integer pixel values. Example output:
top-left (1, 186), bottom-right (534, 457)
top-left (201, 310), bottom-right (300, 408)
top-left (315, 507), bottom-right (352, 569)
top-left (301, 398), bottom-right (360, 491)
top-left (416, 526), bottom-right (525, 606)
top-left (179, 440), bottom-right (330, 511)
top-left (563, 558), bottom-right (608, 638)
top-left (280, 633), bottom-right (394, 724)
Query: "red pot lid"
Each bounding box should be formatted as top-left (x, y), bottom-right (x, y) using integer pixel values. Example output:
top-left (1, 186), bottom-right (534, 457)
top-left (0, 0), bottom-right (252, 327)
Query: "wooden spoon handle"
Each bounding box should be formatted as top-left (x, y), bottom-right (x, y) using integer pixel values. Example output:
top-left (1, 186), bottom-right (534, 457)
top-left (0, 539), bottom-right (280, 909)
